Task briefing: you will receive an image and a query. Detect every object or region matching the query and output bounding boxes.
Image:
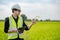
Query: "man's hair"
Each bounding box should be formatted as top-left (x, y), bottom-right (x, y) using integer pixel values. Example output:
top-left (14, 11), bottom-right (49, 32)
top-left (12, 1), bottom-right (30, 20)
top-left (12, 9), bottom-right (15, 13)
top-left (12, 8), bottom-right (21, 13)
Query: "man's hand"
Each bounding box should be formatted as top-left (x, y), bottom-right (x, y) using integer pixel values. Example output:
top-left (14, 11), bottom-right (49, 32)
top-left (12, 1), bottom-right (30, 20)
top-left (8, 29), bottom-right (18, 33)
top-left (28, 19), bottom-right (36, 29)
top-left (32, 19), bottom-right (36, 25)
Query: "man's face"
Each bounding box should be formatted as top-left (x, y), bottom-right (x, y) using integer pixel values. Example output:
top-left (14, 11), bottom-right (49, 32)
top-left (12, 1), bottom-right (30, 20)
top-left (14, 9), bottom-right (21, 16)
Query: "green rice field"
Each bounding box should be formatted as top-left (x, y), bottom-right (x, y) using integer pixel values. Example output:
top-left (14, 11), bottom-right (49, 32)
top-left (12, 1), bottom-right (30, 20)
top-left (0, 21), bottom-right (60, 40)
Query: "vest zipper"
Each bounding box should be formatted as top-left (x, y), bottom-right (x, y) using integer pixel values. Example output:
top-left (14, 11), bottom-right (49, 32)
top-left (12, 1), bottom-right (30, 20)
top-left (16, 23), bottom-right (19, 39)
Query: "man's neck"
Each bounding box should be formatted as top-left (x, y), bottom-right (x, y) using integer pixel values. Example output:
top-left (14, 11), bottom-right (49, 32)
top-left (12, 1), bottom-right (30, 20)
top-left (12, 14), bottom-right (18, 19)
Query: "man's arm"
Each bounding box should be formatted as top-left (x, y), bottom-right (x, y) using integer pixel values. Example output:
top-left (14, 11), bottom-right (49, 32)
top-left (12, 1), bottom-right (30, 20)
top-left (8, 28), bottom-right (18, 33)
top-left (23, 20), bottom-right (29, 30)
top-left (23, 19), bottom-right (36, 30)
top-left (28, 19), bottom-right (36, 29)
top-left (4, 17), bottom-right (18, 33)
top-left (4, 17), bottom-right (9, 33)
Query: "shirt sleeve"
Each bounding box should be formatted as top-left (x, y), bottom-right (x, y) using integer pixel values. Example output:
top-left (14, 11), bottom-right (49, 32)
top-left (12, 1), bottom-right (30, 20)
top-left (18, 18), bottom-right (29, 33)
top-left (4, 17), bottom-right (9, 33)
top-left (23, 20), bottom-right (29, 30)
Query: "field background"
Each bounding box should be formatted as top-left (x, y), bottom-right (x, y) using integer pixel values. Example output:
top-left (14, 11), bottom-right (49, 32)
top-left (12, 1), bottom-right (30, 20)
top-left (0, 21), bottom-right (60, 40)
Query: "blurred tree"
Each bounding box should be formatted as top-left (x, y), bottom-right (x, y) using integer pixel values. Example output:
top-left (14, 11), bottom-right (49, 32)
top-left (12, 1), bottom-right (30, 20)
top-left (45, 19), bottom-right (50, 21)
top-left (26, 19), bottom-right (31, 21)
top-left (35, 19), bottom-right (38, 21)
top-left (40, 19), bottom-right (42, 21)
top-left (21, 14), bottom-right (27, 20)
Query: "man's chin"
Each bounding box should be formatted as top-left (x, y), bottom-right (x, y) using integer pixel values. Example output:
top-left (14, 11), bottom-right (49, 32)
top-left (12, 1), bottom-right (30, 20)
top-left (17, 14), bottom-right (20, 16)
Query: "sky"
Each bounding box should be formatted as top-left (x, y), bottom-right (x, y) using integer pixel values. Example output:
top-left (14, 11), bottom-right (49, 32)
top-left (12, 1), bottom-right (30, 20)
top-left (0, 0), bottom-right (60, 20)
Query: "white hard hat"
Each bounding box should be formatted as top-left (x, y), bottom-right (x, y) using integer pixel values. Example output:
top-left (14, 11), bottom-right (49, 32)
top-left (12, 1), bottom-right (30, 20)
top-left (12, 4), bottom-right (21, 10)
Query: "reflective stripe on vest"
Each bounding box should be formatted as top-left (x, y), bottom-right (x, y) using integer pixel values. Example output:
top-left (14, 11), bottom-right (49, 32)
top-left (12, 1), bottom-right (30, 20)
top-left (8, 16), bottom-right (23, 39)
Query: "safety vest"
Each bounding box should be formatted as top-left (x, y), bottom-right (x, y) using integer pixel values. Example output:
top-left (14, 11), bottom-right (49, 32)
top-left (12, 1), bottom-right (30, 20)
top-left (8, 15), bottom-right (23, 39)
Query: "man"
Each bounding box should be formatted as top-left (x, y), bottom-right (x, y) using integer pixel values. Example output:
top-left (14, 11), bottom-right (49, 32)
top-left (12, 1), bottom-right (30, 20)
top-left (4, 4), bottom-right (35, 40)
